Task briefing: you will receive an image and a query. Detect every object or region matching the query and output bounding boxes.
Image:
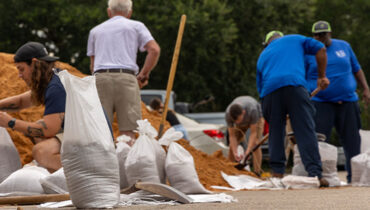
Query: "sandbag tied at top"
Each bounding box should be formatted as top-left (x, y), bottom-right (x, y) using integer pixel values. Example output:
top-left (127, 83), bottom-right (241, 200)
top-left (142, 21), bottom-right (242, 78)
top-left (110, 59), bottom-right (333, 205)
top-left (57, 70), bottom-right (120, 208)
top-left (115, 135), bottom-right (131, 189)
top-left (0, 127), bottom-right (22, 183)
top-left (159, 128), bottom-right (211, 194)
top-left (125, 119), bottom-right (166, 186)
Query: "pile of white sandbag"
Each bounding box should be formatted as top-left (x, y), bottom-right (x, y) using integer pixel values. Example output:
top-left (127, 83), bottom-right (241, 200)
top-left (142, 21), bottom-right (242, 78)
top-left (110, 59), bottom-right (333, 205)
top-left (120, 119), bottom-right (210, 194)
top-left (292, 141), bottom-right (341, 186)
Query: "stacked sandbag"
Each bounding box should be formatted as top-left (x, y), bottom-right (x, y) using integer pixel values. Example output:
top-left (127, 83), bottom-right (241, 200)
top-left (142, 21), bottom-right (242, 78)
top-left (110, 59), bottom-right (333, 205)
top-left (115, 135), bottom-right (131, 189)
top-left (0, 164), bottom-right (49, 195)
top-left (292, 141), bottom-right (340, 186)
top-left (125, 120), bottom-right (166, 186)
top-left (159, 128), bottom-right (210, 194)
top-left (0, 128), bottom-right (22, 183)
top-left (58, 70), bottom-right (120, 208)
top-left (39, 168), bottom-right (68, 194)
top-left (351, 151), bottom-right (370, 186)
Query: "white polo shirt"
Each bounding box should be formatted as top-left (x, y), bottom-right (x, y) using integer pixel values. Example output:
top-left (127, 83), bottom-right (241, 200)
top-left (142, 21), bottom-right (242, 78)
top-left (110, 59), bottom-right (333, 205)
top-left (87, 16), bottom-right (154, 74)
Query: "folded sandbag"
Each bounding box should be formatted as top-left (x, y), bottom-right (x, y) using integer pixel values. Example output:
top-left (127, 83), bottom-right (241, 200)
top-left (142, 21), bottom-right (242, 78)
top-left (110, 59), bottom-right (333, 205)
top-left (0, 127), bottom-right (22, 183)
top-left (0, 164), bottom-right (49, 195)
top-left (40, 168), bottom-right (68, 194)
top-left (159, 128), bottom-right (210, 194)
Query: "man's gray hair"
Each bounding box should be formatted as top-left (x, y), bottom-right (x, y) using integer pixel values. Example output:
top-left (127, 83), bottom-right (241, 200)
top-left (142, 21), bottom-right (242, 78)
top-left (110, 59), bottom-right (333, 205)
top-left (108, 0), bottom-right (132, 15)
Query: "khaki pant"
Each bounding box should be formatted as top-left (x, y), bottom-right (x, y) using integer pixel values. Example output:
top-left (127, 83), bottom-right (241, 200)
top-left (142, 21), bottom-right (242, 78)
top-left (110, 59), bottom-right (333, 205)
top-left (229, 118), bottom-right (264, 174)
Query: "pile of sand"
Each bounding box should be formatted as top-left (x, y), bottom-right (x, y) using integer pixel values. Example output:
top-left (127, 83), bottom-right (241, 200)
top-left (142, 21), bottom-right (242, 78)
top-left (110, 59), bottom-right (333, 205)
top-left (0, 52), bottom-right (255, 190)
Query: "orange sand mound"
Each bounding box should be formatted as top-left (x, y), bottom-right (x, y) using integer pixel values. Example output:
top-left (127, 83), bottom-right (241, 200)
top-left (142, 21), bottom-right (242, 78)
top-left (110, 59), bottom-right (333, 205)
top-left (0, 52), bottom-right (255, 190)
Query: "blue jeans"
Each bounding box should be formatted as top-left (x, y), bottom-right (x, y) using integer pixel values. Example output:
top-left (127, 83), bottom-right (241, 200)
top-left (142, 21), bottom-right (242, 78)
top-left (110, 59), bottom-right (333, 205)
top-left (172, 124), bottom-right (189, 140)
top-left (262, 86), bottom-right (323, 178)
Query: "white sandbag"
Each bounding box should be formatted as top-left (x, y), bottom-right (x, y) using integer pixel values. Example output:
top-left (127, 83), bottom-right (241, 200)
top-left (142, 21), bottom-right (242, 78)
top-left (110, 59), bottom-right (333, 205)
top-left (292, 142), bottom-right (340, 187)
top-left (40, 168), bottom-right (68, 194)
top-left (116, 135), bottom-right (131, 189)
top-left (159, 128), bottom-right (210, 194)
top-left (58, 70), bottom-right (120, 208)
top-left (0, 165), bottom-right (49, 195)
top-left (351, 151), bottom-right (370, 186)
top-left (125, 120), bottom-right (164, 186)
top-left (360, 129), bottom-right (370, 153)
top-left (281, 175), bottom-right (319, 189)
top-left (0, 128), bottom-right (22, 183)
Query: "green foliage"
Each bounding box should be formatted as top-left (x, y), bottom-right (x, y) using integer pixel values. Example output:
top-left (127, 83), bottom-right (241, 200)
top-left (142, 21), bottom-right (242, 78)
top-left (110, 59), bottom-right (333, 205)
top-left (0, 0), bottom-right (369, 125)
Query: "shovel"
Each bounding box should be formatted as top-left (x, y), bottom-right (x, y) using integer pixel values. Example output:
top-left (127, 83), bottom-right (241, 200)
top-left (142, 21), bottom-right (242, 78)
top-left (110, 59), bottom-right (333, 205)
top-left (234, 133), bottom-right (269, 170)
top-left (121, 181), bottom-right (193, 204)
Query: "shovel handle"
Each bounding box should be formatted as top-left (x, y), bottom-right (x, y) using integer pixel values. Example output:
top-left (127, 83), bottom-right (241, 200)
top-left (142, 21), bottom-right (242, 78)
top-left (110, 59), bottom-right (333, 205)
top-left (0, 194), bottom-right (70, 205)
top-left (235, 133), bottom-right (269, 170)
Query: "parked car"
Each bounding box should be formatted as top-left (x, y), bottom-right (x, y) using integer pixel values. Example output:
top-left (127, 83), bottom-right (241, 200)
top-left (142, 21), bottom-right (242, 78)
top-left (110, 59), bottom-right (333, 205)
top-left (175, 113), bottom-right (228, 157)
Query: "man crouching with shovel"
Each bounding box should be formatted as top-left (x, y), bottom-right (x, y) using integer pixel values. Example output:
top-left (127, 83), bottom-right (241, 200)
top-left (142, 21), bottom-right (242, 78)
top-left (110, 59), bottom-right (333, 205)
top-left (226, 96), bottom-right (265, 176)
top-left (0, 42), bottom-right (64, 172)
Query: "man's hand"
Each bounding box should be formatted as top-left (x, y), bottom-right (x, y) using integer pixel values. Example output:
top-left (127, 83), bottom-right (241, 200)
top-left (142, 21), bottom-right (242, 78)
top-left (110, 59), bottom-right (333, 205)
top-left (317, 77), bottom-right (330, 90)
top-left (363, 89), bottom-right (370, 108)
top-left (0, 112), bottom-right (13, 128)
top-left (233, 150), bottom-right (243, 162)
top-left (137, 73), bottom-right (149, 89)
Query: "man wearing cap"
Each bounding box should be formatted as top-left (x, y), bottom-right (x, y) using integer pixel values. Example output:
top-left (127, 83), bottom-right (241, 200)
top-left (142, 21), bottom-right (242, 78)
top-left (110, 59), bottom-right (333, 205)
top-left (257, 31), bottom-right (330, 186)
top-left (306, 21), bottom-right (370, 183)
top-left (87, 0), bottom-right (160, 142)
top-left (0, 42), bottom-right (65, 172)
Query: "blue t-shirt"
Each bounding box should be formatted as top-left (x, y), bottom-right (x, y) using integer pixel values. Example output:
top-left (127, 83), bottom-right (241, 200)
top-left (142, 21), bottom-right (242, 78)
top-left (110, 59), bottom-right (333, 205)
top-left (44, 74), bottom-right (66, 116)
top-left (257, 34), bottom-right (324, 98)
top-left (305, 39), bottom-right (361, 102)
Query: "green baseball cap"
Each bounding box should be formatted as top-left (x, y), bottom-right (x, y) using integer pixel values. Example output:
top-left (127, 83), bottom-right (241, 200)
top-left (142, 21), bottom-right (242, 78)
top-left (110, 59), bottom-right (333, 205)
top-left (264, 30), bottom-right (284, 44)
top-left (312, 21), bottom-right (331, 33)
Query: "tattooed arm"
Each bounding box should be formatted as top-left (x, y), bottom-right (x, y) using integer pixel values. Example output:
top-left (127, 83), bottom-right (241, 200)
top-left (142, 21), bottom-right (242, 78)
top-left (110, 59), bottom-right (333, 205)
top-left (0, 91), bottom-right (33, 112)
top-left (0, 112), bottom-right (64, 138)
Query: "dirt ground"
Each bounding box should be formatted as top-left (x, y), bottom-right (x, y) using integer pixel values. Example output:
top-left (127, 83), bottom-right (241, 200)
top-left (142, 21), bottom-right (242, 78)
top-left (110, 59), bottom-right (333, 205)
top-left (3, 171), bottom-right (370, 210)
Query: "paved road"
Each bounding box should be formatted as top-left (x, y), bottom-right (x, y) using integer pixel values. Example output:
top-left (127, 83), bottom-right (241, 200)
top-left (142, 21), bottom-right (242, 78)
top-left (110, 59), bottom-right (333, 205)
top-left (3, 172), bottom-right (370, 210)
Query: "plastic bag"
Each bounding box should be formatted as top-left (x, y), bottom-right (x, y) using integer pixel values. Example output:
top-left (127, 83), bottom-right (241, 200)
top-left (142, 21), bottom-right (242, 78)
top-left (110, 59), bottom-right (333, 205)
top-left (292, 142), bottom-right (340, 187)
top-left (58, 70), bottom-right (120, 208)
top-left (40, 168), bottom-right (68, 194)
top-left (116, 135), bottom-right (131, 189)
top-left (0, 165), bottom-right (49, 195)
top-left (159, 128), bottom-right (210, 194)
top-left (351, 151), bottom-right (370, 186)
top-left (0, 128), bottom-right (22, 183)
top-left (125, 120), bottom-right (165, 186)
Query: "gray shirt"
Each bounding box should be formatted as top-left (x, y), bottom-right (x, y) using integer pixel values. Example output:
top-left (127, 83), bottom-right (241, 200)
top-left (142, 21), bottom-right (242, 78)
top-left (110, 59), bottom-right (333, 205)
top-left (225, 96), bottom-right (262, 127)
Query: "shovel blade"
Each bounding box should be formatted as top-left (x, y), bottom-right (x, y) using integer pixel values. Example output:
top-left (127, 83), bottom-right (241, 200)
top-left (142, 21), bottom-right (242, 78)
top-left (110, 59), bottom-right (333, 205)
top-left (121, 182), bottom-right (193, 204)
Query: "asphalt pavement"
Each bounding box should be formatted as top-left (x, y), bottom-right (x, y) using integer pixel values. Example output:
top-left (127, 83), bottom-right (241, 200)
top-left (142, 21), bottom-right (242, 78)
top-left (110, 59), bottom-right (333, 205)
top-left (2, 171), bottom-right (370, 210)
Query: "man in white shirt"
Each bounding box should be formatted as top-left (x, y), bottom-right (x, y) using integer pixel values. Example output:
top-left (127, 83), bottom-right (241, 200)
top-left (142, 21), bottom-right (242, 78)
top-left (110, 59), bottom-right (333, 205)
top-left (87, 0), bottom-right (160, 141)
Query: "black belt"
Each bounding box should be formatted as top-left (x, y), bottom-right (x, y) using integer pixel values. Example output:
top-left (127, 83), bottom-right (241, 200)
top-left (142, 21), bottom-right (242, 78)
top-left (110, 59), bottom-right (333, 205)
top-left (95, 69), bottom-right (135, 75)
